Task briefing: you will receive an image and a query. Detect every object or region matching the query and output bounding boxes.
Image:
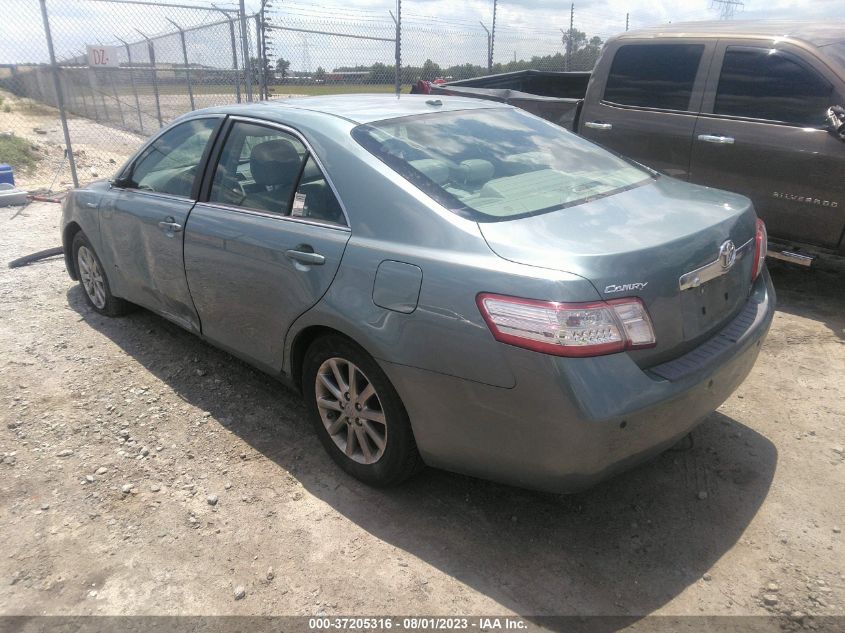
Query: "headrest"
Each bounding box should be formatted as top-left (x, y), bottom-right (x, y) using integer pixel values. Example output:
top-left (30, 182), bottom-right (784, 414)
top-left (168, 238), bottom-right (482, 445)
top-left (457, 159), bottom-right (494, 185)
top-left (409, 158), bottom-right (450, 185)
top-left (250, 139), bottom-right (301, 187)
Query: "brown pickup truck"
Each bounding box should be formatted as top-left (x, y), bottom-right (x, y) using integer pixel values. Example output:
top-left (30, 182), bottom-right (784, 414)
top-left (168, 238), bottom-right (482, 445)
top-left (433, 21), bottom-right (845, 265)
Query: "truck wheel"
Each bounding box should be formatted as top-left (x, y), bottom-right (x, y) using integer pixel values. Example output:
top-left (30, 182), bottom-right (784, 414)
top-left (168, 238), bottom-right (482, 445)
top-left (72, 232), bottom-right (131, 317)
top-left (302, 334), bottom-right (423, 487)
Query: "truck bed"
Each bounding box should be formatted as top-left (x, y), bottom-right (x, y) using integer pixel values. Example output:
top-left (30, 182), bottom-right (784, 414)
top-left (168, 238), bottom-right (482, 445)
top-left (429, 70), bottom-right (590, 130)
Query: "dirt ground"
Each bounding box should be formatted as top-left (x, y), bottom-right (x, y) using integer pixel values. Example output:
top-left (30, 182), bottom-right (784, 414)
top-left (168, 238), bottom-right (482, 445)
top-left (0, 200), bottom-right (843, 631)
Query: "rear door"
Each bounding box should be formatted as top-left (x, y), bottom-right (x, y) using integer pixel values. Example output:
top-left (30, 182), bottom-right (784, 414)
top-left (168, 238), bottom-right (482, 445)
top-left (580, 40), bottom-right (714, 178)
top-left (690, 41), bottom-right (845, 249)
top-left (100, 116), bottom-right (222, 332)
top-left (184, 117), bottom-right (350, 371)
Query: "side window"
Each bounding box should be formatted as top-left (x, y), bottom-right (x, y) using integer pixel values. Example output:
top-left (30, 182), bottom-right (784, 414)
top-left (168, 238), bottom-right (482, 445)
top-left (603, 44), bottom-right (705, 111)
top-left (209, 121), bottom-right (307, 216)
top-left (292, 156), bottom-right (346, 226)
top-left (128, 118), bottom-right (217, 197)
top-left (714, 47), bottom-right (833, 126)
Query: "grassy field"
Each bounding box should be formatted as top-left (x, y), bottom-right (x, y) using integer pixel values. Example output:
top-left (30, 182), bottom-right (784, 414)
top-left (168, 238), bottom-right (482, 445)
top-left (115, 83), bottom-right (403, 97)
top-left (0, 134), bottom-right (38, 174)
top-left (271, 83), bottom-right (401, 96)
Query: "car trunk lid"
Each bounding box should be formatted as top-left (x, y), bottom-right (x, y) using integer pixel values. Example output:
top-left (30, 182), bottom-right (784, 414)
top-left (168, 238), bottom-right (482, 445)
top-left (477, 177), bottom-right (758, 366)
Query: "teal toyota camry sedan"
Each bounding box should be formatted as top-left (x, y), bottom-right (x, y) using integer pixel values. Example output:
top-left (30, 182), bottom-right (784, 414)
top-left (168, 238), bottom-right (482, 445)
top-left (61, 94), bottom-right (774, 492)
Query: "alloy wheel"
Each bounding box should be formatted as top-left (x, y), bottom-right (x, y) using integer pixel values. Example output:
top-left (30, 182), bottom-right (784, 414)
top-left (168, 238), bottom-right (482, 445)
top-left (315, 357), bottom-right (387, 464)
top-left (77, 245), bottom-right (106, 309)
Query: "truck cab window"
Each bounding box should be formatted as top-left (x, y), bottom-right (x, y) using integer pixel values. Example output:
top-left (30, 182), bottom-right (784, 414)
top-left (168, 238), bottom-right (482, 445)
top-left (603, 44), bottom-right (704, 111)
top-left (715, 47), bottom-right (833, 126)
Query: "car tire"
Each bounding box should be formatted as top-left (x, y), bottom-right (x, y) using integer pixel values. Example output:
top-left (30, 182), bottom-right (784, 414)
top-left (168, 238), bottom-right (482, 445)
top-left (72, 231), bottom-right (132, 317)
top-left (302, 334), bottom-right (423, 487)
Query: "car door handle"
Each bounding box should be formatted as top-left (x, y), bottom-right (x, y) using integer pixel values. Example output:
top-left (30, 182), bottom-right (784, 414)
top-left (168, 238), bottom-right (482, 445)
top-left (158, 217), bottom-right (183, 234)
top-left (697, 134), bottom-right (735, 145)
top-left (285, 248), bottom-right (325, 266)
top-left (584, 121), bottom-right (612, 130)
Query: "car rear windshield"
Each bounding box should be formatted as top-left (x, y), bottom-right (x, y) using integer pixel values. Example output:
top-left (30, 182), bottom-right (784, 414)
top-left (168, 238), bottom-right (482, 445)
top-left (351, 107), bottom-right (652, 222)
top-left (822, 42), bottom-right (845, 70)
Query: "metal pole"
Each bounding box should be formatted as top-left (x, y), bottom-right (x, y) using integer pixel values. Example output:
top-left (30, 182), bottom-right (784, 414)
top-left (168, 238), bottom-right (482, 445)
top-left (39, 0), bottom-right (78, 187)
top-left (480, 22), bottom-right (491, 72)
top-left (217, 11), bottom-right (242, 103)
top-left (626, 13), bottom-right (629, 31)
top-left (78, 70), bottom-right (90, 118)
top-left (108, 70), bottom-right (126, 127)
top-left (167, 18), bottom-right (195, 110)
top-left (491, 0), bottom-right (497, 70)
top-left (93, 69), bottom-right (109, 119)
top-left (254, 13), bottom-right (264, 100)
top-left (117, 37), bottom-right (143, 132)
top-left (566, 3), bottom-right (574, 72)
top-left (136, 30), bottom-right (163, 127)
top-left (239, 0), bottom-right (253, 102)
top-left (394, 0), bottom-right (401, 95)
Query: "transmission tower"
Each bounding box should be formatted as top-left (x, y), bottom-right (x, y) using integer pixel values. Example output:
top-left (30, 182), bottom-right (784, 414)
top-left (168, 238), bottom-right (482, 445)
top-left (710, 0), bottom-right (744, 20)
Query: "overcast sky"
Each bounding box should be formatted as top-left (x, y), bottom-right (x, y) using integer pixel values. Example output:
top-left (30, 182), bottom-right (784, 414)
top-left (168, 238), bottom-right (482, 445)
top-left (2, 0), bottom-right (842, 68)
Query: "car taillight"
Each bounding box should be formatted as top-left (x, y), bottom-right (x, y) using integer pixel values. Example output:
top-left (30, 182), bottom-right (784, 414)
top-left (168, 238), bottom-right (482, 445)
top-left (476, 293), bottom-right (656, 357)
top-left (751, 218), bottom-right (767, 281)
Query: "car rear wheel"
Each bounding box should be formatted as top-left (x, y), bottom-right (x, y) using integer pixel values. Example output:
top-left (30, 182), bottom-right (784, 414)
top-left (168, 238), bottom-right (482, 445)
top-left (302, 335), bottom-right (422, 486)
top-left (72, 232), bottom-right (131, 317)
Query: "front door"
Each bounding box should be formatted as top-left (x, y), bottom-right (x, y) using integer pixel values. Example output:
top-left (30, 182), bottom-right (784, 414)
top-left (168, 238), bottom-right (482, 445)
top-left (100, 117), bottom-right (221, 331)
top-left (689, 42), bottom-right (845, 249)
top-left (580, 41), bottom-right (713, 179)
top-left (184, 118), bottom-right (351, 371)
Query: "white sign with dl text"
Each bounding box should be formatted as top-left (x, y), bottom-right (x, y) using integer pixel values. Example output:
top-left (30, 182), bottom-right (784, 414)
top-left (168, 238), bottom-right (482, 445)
top-left (86, 45), bottom-right (120, 68)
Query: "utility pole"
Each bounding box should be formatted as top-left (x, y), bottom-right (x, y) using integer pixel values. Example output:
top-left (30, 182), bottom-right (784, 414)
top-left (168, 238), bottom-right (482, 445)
top-left (711, 0), bottom-right (744, 20)
top-left (625, 12), bottom-right (629, 31)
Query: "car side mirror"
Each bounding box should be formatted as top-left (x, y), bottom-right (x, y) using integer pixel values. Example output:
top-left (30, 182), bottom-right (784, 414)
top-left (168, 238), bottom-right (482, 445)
top-left (110, 174), bottom-right (132, 189)
top-left (825, 106), bottom-right (845, 140)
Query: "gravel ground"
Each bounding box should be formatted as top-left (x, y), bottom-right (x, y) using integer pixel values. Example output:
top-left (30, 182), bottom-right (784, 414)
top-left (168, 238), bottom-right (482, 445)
top-left (0, 201), bottom-right (843, 629)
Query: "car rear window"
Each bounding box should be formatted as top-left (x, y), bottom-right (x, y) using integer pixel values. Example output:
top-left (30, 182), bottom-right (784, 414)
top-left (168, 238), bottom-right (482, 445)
top-left (603, 44), bottom-right (704, 111)
top-left (822, 42), bottom-right (845, 70)
top-left (351, 107), bottom-right (652, 222)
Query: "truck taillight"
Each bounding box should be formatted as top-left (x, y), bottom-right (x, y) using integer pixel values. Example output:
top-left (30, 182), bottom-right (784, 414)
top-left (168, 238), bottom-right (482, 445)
top-left (476, 293), bottom-right (656, 357)
top-left (752, 218), bottom-right (767, 281)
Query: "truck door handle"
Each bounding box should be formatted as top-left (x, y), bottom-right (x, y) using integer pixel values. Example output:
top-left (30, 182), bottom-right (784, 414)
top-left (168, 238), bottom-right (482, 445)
top-left (585, 121), bottom-right (613, 130)
top-left (285, 248), bottom-right (325, 266)
top-left (157, 217), bottom-right (183, 234)
top-left (697, 134), bottom-right (735, 145)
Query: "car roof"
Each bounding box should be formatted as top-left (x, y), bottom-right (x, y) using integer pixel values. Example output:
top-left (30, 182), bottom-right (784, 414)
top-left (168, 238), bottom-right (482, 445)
top-left (619, 20), bottom-right (845, 47)
top-left (221, 93), bottom-right (506, 125)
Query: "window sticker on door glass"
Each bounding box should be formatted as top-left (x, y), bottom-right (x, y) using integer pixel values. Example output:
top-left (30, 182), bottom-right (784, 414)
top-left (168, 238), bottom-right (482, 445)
top-left (292, 192), bottom-right (306, 217)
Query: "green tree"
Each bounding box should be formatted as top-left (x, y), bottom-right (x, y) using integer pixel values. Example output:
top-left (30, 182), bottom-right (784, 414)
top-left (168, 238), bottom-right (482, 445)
top-left (421, 59), bottom-right (441, 80)
top-left (315, 66), bottom-right (326, 81)
top-left (561, 28), bottom-right (588, 54)
top-left (368, 62), bottom-right (393, 83)
top-left (275, 57), bottom-right (290, 79)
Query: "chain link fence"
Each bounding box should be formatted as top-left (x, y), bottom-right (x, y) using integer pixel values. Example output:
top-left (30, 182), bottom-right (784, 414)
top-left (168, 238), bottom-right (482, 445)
top-left (0, 0), bottom-right (637, 195)
top-left (1, 0), bottom-right (266, 193)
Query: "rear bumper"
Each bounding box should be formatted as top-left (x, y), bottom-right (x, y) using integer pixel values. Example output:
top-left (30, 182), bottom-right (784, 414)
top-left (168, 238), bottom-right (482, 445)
top-left (382, 270), bottom-right (775, 493)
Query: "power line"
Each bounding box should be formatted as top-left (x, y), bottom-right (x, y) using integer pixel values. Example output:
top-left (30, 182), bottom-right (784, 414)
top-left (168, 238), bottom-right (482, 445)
top-left (710, 0), bottom-right (744, 20)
